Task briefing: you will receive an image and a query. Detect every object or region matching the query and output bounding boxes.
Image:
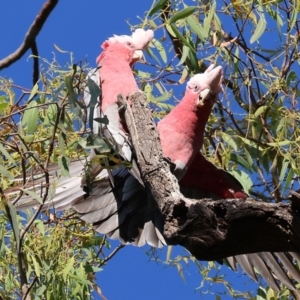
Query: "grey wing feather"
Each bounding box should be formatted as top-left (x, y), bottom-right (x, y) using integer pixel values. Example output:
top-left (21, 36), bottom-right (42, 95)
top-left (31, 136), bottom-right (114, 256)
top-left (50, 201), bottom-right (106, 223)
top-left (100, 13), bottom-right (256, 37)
top-left (257, 252), bottom-right (294, 290)
top-left (246, 253), bottom-right (280, 291)
top-left (275, 252), bottom-right (300, 283)
top-left (234, 255), bottom-right (258, 282)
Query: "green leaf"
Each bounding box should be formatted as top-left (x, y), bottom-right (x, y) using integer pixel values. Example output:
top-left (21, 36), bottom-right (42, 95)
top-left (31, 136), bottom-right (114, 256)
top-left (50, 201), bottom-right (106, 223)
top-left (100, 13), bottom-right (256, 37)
top-left (254, 105), bottom-right (268, 117)
top-left (276, 117), bottom-right (285, 133)
top-left (152, 38), bottom-right (167, 63)
top-left (166, 24), bottom-right (176, 38)
top-left (169, 24), bottom-right (195, 52)
top-left (168, 7), bottom-right (197, 24)
top-left (32, 256), bottom-right (41, 277)
top-left (230, 170), bottom-right (252, 193)
top-left (87, 78), bottom-right (101, 108)
top-left (21, 189), bottom-right (44, 205)
top-left (203, 2), bottom-right (216, 33)
top-left (219, 132), bottom-right (237, 151)
top-left (22, 101), bottom-right (39, 134)
top-left (230, 153), bottom-right (252, 173)
top-left (63, 256), bottom-right (74, 282)
top-left (267, 140), bottom-right (292, 147)
top-left (289, 0), bottom-right (300, 33)
top-left (250, 14), bottom-right (266, 44)
top-left (238, 137), bottom-right (264, 151)
top-left (58, 132), bottom-right (66, 155)
top-left (279, 159), bottom-right (289, 182)
top-left (152, 90), bottom-right (173, 103)
top-left (286, 70), bottom-right (297, 86)
top-left (28, 82), bottom-right (39, 101)
top-left (35, 285), bottom-right (46, 296)
top-left (0, 164), bottom-right (14, 179)
top-left (187, 15), bottom-right (206, 42)
top-left (58, 156), bottom-right (70, 177)
top-left (65, 75), bottom-right (78, 107)
top-left (78, 135), bottom-right (110, 153)
top-left (44, 104), bottom-right (58, 125)
top-left (71, 283), bottom-right (82, 297)
top-left (22, 135), bottom-right (34, 143)
top-left (283, 168), bottom-right (294, 194)
top-left (7, 202), bottom-right (20, 252)
top-left (0, 102), bottom-right (8, 114)
top-left (177, 45), bottom-right (190, 66)
top-left (0, 143), bottom-right (16, 165)
top-left (34, 220), bottom-right (45, 235)
top-left (149, 0), bottom-right (168, 16)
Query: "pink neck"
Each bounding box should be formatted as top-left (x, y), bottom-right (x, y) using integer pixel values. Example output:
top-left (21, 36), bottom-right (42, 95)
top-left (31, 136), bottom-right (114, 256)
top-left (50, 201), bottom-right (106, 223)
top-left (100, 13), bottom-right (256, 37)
top-left (97, 45), bottom-right (138, 113)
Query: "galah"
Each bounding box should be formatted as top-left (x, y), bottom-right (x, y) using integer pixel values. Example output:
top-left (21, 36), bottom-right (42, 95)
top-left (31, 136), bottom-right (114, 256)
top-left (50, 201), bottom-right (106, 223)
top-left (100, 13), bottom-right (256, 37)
top-left (7, 49), bottom-right (300, 290)
top-left (7, 28), bottom-right (153, 211)
top-left (84, 28), bottom-right (154, 161)
top-left (158, 64), bottom-right (224, 181)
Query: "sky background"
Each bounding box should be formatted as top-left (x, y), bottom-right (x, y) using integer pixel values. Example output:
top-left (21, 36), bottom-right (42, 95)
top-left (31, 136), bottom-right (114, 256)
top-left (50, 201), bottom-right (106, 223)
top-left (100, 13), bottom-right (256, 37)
top-left (0, 1), bottom-right (264, 299)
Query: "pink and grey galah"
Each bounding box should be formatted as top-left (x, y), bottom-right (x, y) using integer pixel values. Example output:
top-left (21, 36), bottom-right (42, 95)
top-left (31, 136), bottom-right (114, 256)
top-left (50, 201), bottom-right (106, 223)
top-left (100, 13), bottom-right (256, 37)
top-left (6, 29), bottom-right (300, 290)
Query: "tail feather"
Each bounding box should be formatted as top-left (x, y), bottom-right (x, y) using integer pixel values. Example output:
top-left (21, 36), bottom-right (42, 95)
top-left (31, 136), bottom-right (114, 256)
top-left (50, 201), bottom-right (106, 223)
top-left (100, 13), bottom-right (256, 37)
top-left (247, 253), bottom-right (280, 291)
top-left (275, 252), bottom-right (300, 283)
top-left (258, 252), bottom-right (294, 290)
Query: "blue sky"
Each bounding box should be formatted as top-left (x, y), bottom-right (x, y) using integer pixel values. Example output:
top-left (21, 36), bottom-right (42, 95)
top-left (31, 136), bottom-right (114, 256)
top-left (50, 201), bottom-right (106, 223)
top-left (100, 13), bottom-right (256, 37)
top-left (0, 1), bottom-right (264, 299)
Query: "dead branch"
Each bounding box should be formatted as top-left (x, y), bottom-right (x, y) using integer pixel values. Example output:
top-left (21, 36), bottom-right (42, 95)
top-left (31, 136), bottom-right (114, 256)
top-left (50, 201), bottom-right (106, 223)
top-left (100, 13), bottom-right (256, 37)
top-left (0, 0), bottom-right (59, 85)
top-left (118, 91), bottom-right (300, 261)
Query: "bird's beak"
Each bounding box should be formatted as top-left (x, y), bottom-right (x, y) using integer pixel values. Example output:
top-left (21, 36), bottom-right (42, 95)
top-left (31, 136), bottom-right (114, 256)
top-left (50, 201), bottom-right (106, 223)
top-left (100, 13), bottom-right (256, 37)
top-left (132, 49), bottom-right (144, 62)
top-left (197, 88), bottom-right (211, 107)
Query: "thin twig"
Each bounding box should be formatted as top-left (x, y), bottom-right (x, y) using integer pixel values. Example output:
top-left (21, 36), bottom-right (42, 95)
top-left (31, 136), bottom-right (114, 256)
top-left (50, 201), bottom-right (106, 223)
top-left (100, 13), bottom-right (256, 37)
top-left (99, 244), bottom-right (125, 267)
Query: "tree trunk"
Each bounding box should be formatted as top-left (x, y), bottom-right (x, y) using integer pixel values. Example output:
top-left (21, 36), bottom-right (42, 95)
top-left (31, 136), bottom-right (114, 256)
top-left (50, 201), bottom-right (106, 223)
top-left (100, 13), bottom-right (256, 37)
top-left (117, 91), bottom-right (300, 261)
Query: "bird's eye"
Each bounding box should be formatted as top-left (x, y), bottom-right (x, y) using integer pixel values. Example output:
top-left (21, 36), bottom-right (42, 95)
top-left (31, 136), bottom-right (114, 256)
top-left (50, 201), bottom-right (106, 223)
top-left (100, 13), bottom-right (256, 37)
top-left (126, 41), bottom-right (133, 47)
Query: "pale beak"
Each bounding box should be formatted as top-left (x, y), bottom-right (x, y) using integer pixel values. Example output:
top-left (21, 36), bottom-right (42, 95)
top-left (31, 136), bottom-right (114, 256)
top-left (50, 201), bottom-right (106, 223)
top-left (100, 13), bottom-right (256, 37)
top-left (197, 88), bottom-right (211, 107)
top-left (132, 49), bottom-right (144, 62)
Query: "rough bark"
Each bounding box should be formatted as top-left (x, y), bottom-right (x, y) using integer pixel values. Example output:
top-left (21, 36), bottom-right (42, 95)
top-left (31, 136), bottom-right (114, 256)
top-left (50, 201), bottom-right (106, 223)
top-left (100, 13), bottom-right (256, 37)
top-left (117, 92), bottom-right (300, 261)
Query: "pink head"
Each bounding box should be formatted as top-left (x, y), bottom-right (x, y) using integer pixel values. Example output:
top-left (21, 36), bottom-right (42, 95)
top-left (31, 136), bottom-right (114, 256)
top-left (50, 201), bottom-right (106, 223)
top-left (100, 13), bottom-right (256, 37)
top-left (96, 28), bottom-right (154, 65)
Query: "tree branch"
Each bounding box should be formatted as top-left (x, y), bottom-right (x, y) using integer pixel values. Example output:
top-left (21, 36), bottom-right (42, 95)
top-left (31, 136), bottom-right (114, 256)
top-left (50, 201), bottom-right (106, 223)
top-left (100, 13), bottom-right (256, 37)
top-left (118, 91), bottom-right (300, 261)
top-left (0, 0), bottom-right (58, 75)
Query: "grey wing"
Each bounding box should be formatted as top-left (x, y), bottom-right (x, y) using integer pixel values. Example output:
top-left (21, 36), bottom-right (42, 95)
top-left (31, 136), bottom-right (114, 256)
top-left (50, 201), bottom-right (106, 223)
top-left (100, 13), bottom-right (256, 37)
top-left (225, 252), bottom-right (300, 291)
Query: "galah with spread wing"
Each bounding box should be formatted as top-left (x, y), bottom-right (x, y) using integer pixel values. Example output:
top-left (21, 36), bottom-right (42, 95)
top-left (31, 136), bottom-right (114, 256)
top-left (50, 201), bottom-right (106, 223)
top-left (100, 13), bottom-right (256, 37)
top-left (7, 49), bottom-right (300, 290)
top-left (7, 28), bottom-right (153, 212)
top-left (84, 28), bottom-right (154, 161)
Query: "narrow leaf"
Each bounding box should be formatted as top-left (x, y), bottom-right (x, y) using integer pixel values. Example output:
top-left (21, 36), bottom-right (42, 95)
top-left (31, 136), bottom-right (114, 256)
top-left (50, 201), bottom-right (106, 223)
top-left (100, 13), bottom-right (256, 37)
top-left (254, 105), bottom-right (268, 117)
top-left (21, 189), bottom-right (44, 204)
top-left (168, 7), bottom-right (197, 24)
top-left (250, 15), bottom-right (266, 44)
top-left (152, 38), bottom-right (167, 63)
top-left (0, 164), bottom-right (14, 179)
top-left (0, 143), bottom-right (16, 165)
top-left (28, 82), bottom-right (39, 101)
top-left (22, 101), bottom-right (39, 134)
top-left (7, 202), bottom-right (20, 252)
top-left (187, 15), bottom-right (206, 42)
top-left (58, 156), bottom-right (70, 177)
top-left (149, 0), bottom-right (168, 16)
top-left (32, 256), bottom-right (41, 277)
top-left (169, 24), bottom-right (195, 52)
top-left (63, 256), bottom-right (74, 282)
top-left (87, 78), bottom-right (101, 108)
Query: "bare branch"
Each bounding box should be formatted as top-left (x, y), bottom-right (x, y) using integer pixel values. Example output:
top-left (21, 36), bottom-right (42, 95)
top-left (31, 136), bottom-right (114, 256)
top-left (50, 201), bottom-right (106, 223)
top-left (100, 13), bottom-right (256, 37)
top-left (0, 0), bottom-right (58, 74)
top-left (118, 91), bottom-right (300, 261)
top-left (99, 244), bottom-right (125, 267)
